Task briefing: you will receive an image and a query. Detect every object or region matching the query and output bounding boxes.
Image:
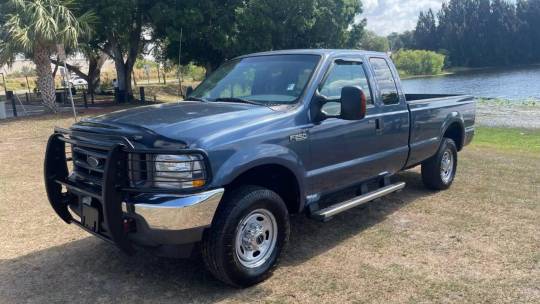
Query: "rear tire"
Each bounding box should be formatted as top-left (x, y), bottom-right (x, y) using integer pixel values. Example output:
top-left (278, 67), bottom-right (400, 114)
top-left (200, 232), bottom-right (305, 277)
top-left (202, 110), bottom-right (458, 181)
top-left (421, 138), bottom-right (458, 190)
top-left (201, 185), bottom-right (290, 287)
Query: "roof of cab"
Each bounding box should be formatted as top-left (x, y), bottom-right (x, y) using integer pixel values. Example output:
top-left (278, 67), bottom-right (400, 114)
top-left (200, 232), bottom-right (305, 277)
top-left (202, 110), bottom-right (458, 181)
top-left (236, 49), bottom-right (388, 59)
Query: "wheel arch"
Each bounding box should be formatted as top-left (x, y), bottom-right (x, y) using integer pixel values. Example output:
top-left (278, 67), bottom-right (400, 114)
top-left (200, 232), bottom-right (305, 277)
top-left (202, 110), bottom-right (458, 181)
top-left (224, 162), bottom-right (305, 215)
top-left (441, 113), bottom-right (465, 151)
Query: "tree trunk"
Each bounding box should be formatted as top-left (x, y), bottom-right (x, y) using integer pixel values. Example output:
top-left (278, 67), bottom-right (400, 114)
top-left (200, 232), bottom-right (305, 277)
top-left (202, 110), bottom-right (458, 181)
top-left (107, 5), bottom-right (143, 102)
top-left (86, 53), bottom-right (106, 95)
top-left (34, 45), bottom-right (57, 112)
top-left (163, 68), bottom-right (167, 85)
top-left (51, 52), bottom-right (106, 95)
top-left (205, 62), bottom-right (214, 77)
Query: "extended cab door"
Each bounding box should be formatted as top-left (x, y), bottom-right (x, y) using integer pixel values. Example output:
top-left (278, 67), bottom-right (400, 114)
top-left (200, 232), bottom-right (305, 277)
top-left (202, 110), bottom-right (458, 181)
top-left (366, 56), bottom-right (410, 176)
top-left (307, 58), bottom-right (382, 194)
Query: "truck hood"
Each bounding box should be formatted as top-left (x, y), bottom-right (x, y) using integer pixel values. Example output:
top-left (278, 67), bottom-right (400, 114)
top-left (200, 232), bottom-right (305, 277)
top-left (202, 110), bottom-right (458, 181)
top-left (83, 101), bottom-right (279, 145)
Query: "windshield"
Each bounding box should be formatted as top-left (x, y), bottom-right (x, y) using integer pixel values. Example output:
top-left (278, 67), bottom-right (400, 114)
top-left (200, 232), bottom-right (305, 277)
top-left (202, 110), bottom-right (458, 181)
top-left (190, 55), bottom-right (320, 105)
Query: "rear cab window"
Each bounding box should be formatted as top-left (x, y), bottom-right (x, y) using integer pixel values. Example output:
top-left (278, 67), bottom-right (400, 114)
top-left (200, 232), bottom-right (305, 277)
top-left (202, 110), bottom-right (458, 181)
top-left (369, 57), bottom-right (400, 105)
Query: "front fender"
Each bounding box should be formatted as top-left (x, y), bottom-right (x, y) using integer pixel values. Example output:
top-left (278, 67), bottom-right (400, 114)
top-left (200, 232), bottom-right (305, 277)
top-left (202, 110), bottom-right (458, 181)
top-left (211, 143), bottom-right (306, 202)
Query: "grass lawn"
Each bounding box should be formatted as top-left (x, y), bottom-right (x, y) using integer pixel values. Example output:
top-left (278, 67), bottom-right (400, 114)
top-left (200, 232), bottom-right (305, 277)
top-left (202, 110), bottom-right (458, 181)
top-left (0, 110), bottom-right (538, 303)
top-left (475, 127), bottom-right (540, 154)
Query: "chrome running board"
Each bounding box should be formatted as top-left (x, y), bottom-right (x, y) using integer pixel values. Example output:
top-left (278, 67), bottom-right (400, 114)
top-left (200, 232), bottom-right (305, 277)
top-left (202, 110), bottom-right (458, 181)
top-left (312, 182), bottom-right (406, 221)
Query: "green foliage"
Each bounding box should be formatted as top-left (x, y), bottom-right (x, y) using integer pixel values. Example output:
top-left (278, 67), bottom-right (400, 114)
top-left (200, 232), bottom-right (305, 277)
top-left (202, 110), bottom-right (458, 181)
top-left (0, 0), bottom-right (94, 64)
top-left (477, 97), bottom-right (539, 107)
top-left (151, 0), bottom-right (365, 71)
top-left (182, 63), bottom-right (205, 81)
top-left (135, 59), bottom-right (158, 70)
top-left (357, 31), bottom-right (389, 52)
top-left (388, 31), bottom-right (415, 51)
top-left (414, 9), bottom-right (438, 51)
top-left (414, 0), bottom-right (540, 67)
top-left (392, 50), bottom-right (445, 76)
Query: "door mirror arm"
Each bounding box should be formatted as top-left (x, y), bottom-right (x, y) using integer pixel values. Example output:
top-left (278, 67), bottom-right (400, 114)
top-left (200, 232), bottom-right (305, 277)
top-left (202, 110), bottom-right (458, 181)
top-left (310, 92), bottom-right (332, 123)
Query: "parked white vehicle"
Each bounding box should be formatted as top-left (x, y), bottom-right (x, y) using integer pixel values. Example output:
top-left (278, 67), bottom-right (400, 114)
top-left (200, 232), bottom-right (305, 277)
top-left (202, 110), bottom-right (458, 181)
top-left (69, 77), bottom-right (88, 86)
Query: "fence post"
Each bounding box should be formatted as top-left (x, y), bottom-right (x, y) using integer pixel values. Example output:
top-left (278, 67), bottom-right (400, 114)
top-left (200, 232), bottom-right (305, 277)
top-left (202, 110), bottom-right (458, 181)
top-left (83, 90), bottom-right (88, 108)
top-left (90, 91), bottom-right (95, 104)
top-left (25, 92), bottom-right (29, 103)
top-left (7, 91), bottom-right (16, 117)
top-left (139, 87), bottom-right (145, 103)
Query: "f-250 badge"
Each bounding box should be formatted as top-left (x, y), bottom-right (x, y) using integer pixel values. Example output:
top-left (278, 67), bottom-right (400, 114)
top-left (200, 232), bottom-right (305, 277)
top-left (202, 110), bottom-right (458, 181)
top-left (289, 131), bottom-right (308, 142)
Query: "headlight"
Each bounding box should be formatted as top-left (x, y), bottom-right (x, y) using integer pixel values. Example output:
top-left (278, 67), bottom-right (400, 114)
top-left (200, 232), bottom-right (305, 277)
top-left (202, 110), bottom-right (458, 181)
top-left (154, 154), bottom-right (206, 189)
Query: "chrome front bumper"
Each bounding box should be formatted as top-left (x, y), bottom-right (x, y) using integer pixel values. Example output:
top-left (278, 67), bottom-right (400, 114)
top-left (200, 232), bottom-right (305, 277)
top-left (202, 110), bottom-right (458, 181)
top-left (123, 188), bottom-right (224, 232)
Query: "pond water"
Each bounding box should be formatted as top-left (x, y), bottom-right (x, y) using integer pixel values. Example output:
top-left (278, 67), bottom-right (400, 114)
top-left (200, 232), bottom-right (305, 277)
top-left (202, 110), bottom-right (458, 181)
top-left (401, 64), bottom-right (540, 101)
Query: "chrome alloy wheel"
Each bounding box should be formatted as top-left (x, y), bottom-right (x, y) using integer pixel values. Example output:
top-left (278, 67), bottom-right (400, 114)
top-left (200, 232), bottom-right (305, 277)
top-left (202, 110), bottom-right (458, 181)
top-left (234, 209), bottom-right (278, 268)
top-left (440, 149), bottom-right (454, 184)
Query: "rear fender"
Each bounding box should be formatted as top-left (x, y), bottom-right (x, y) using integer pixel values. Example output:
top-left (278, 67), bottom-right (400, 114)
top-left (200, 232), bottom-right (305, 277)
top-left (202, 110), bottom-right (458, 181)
top-left (440, 112), bottom-right (465, 146)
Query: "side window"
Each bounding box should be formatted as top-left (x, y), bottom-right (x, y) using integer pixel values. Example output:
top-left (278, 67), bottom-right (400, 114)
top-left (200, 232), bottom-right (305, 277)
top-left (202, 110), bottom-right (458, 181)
top-left (319, 61), bottom-right (373, 104)
top-left (369, 58), bottom-right (400, 105)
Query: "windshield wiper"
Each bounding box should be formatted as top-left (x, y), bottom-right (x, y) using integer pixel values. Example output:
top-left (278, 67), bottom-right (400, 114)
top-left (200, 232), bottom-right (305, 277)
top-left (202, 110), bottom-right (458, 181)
top-left (214, 97), bottom-right (264, 106)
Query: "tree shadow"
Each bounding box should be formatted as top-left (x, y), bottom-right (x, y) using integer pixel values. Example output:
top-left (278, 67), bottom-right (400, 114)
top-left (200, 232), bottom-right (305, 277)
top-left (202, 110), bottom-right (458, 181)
top-left (0, 171), bottom-right (436, 303)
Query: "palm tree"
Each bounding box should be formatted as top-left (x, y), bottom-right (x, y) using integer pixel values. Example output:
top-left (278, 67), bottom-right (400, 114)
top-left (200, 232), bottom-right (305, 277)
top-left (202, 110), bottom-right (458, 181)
top-left (0, 0), bottom-right (93, 112)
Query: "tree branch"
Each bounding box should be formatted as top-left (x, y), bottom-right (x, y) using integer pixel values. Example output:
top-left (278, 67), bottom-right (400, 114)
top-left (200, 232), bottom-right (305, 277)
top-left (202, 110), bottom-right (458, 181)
top-left (50, 59), bottom-right (88, 80)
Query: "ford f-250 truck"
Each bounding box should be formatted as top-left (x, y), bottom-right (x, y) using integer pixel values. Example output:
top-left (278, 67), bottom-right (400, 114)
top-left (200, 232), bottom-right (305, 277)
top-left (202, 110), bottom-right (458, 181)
top-left (45, 49), bottom-right (475, 287)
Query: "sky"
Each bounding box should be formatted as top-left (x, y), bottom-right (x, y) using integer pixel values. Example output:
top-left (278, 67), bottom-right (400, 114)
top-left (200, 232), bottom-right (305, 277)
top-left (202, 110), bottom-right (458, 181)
top-left (360, 0), bottom-right (445, 36)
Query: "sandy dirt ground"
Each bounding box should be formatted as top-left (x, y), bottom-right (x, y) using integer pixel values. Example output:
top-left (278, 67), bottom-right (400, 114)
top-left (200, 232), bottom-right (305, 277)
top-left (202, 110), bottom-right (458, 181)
top-left (0, 110), bottom-right (539, 303)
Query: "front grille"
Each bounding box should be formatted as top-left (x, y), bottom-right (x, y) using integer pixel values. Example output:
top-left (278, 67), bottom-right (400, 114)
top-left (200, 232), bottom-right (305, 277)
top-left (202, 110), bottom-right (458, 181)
top-left (57, 129), bottom-right (209, 193)
top-left (70, 144), bottom-right (108, 189)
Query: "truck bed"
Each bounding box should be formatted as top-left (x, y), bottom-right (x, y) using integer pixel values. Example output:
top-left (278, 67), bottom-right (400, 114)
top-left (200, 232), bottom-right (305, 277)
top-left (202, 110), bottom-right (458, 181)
top-left (404, 94), bottom-right (476, 168)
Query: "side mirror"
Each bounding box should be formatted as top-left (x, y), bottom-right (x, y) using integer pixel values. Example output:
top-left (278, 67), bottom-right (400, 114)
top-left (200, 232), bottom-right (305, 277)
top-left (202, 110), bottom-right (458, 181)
top-left (340, 86), bottom-right (367, 121)
top-left (185, 86), bottom-right (194, 98)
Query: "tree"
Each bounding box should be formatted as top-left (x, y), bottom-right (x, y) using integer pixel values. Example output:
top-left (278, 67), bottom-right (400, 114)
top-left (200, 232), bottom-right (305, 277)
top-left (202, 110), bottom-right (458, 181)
top-left (414, 9), bottom-right (438, 50)
top-left (388, 31), bottom-right (415, 51)
top-left (357, 31), bottom-right (389, 52)
top-left (82, 0), bottom-right (159, 100)
top-left (413, 0), bottom-right (540, 68)
top-left (0, 0), bottom-right (93, 111)
top-left (152, 0), bottom-right (364, 73)
top-left (51, 47), bottom-right (109, 95)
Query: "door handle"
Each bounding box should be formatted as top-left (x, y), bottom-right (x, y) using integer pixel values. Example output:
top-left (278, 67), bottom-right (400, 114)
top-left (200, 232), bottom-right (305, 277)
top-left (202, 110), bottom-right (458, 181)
top-left (375, 118), bottom-right (383, 134)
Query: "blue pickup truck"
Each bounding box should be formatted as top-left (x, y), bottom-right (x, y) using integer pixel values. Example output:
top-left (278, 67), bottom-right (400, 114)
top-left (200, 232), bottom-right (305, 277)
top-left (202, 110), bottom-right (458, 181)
top-left (45, 49), bottom-right (475, 287)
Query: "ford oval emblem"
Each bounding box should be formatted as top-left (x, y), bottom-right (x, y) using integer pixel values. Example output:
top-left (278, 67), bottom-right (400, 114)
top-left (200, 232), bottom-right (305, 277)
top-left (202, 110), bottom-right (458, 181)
top-left (87, 156), bottom-right (100, 168)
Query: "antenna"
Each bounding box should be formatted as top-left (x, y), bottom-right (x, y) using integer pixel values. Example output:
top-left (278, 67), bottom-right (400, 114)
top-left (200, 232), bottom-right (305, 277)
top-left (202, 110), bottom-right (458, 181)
top-left (177, 28), bottom-right (184, 97)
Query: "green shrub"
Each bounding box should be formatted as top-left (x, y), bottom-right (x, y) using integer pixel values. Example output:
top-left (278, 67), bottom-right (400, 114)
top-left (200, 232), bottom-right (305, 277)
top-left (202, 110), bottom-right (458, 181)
top-left (392, 50), bottom-right (445, 77)
top-left (182, 63), bottom-right (205, 81)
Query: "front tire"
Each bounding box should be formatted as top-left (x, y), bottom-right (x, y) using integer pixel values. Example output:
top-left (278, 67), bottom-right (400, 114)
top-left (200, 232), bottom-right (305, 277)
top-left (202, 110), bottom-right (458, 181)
top-left (421, 138), bottom-right (458, 190)
top-left (201, 185), bottom-right (290, 287)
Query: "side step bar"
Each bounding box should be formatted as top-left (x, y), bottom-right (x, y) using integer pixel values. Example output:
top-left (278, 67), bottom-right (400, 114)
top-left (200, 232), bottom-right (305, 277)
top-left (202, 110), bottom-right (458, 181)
top-left (311, 182), bottom-right (406, 221)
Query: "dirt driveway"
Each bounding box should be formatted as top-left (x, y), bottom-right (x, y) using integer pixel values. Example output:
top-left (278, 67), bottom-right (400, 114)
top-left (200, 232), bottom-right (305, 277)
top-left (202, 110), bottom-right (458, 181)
top-left (0, 111), bottom-right (538, 303)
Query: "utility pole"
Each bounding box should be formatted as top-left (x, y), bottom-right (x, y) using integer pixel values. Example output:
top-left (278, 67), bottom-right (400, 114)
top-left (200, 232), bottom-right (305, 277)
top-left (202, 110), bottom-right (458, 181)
top-left (57, 44), bottom-right (77, 121)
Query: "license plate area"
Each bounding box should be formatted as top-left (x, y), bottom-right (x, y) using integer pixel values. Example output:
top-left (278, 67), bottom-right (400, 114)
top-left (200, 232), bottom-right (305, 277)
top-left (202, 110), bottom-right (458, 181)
top-left (81, 204), bottom-right (100, 232)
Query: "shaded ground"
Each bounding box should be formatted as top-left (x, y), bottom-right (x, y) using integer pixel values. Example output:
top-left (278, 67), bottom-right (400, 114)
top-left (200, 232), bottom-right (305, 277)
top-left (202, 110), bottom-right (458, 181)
top-left (0, 111), bottom-right (539, 303)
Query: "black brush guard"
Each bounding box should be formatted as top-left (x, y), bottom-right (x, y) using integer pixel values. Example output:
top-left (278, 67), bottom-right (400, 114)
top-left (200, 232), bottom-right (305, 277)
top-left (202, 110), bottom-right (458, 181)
top-left (44, 128), bottom-right (212, 255)
top-left (44, 132), bottom-right (135, 254)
